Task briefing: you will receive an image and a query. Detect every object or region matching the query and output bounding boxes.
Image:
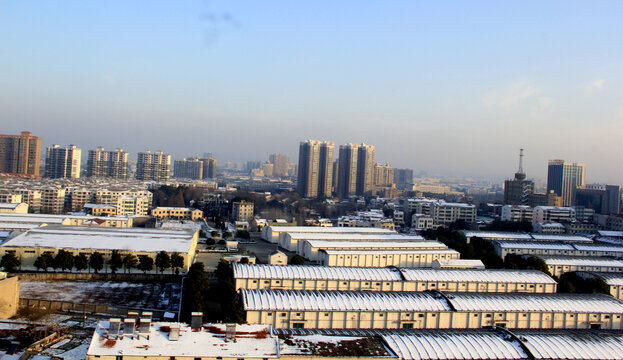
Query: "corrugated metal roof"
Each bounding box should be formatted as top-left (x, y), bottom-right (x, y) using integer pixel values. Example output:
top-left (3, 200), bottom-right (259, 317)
top-left (494, 242), bottom-right (575, 250)
top-left (287, 233), bottom-right (424, 241)
top-left (576, 272), bottom-right (623, 286)
top-left (241, 289), bottom-right (451, 312)
top-left (305, 240), bottom-right (447, 249)
top-left (538, 256), bottom-right (623, 268)
top-left (447, 292), bottom-right (623, 313)
top-left (320, 249), bottom-right (460, 255)
top-left (233, 264), bottom-right (402, 282)
top-left (267, 226), bottom-right (396, 234)
top-left (382, 332), bottom-right (525, 360)
top-left (515, 329), bottom-right (623, 360)
top-left (400, 269), bottom-right (556, 284)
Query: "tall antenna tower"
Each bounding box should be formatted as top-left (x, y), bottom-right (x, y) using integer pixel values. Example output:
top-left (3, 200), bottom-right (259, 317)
top-left (515, 148), bottom-right (526, 180)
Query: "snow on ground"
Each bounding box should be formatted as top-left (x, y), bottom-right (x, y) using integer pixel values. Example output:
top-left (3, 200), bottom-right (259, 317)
top-left (19, 280), bottom-right (181, 312)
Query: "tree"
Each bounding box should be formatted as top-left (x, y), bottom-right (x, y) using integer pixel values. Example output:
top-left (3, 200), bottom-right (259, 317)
top-left (223, 231), bottom-right (233, 239)
top-left (239, 257), bottom-right (249, 264)
top-left (108, 250), bottom-right (123, 274)
top-left (290, 255), bottom-right (305, 265)
top-left (54, 250), bottom-right (74, 272)
top-left (181, 262), bottom-right (210, 322)
top-left (170, 253), bottom-right (184, 274)
top-left (89, 252), bottom-right (104, 273)
top-left (155, 251), bottom-right (171, 273)
top-left (206, 238), bottom-right (216, 246)
top-left (123, 254), bottom-right (139, 273)
top-left (236, 230), bottom-right (250, 240)
top-left (0, 252), bottom-right (20, 272)
top-left (34, 254), bottom-right (52, 272)
top-left (74, 254), bottom-right (88, 271)
top-left (138, 255), bottom-right (154, 273)
top-left (210, 230), bottom-right (220, 238)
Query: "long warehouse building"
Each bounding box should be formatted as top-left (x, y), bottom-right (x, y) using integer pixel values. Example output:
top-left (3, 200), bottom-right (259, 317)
top-left (300, 240), bottom-right (448, 262)
top-left (262, 225), bottom-right (396, 244)
top-left (242, 289), bottom-right (623, 330)
top-left (280, 233), bottom-right (424, 253)
top-left (233, 264), bottom-right (557, 293)
top-left (493, 241), bottom-right (623, 259)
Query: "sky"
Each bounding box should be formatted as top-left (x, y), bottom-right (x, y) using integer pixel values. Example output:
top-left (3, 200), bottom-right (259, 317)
top-left (1, 1), bottom-right (622, 184)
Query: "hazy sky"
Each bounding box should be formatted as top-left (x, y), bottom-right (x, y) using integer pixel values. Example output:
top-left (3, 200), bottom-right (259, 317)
top-left (1, 1), bottom-right (622, 183)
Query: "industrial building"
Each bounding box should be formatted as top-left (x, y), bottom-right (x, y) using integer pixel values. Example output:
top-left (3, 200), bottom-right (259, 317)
top-left (576, 272), bottom-right (623, 300)
top-left (279, 233), bottom-right (424, 253)
top-left (318, 249), bottom-right (461, 268)
top-left (151, 207), bottom-right (203, 220)
top-left (0, 212), bottom-right (133, 231)
top-left (536, 256), bottom-right (623, 277)
top-left (301, 240), bottom-right (447, 262)
top-left (0, 226), bottom-right (198, 272)
top-left (262, 225), bottom-right (395, 244)
top-left (233, 264), bottom-right (557, 293)
top-left (242, 289), bottom-right (623, 329)
top-left (461, 231), bottom-right (592, 243)
top-left (493, 241), bottom-right (623, 259)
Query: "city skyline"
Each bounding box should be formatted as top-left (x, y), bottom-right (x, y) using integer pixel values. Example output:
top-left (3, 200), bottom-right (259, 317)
top-left (1, 2), bottom-right (621, 183)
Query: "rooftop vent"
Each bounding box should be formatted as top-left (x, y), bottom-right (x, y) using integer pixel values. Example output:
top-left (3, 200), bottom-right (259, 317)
top-left (123, 318), bottom-right (136, 339)
top-left (169, 324), bottom-right (180, 341)
top-left (108, 318), bottom-right (122, 339)
top-left (138, 318), bottom-right (151, 340)
top-left (225, 323), bottom-right (236, 342)
top-left (191, 312), bottom-right (203, 329)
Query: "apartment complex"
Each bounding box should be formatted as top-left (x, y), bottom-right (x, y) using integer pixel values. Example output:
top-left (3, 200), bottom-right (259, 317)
top-left (0, 131), bottom-right (41, 176)
top-left (45, 144), bottom-right (81, 178)
top-left (86, 147), bottom-right (128, 179)
top-left (269, 153), bottom-right (290, 177)
top-left (136, 150), bottom-right (171, 181)
top-left (297, 140), bottom-right (334, 198)
top-left (232, 200), bottom-right (254, 221)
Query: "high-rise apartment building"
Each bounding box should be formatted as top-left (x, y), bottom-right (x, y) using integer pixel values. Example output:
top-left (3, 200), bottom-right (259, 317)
top-left (45, 144), bottom-right (81, 178)
top-left (269, 153), bottom-right (290, 177)
top-left (174, 158), bottom-right (203, 179)
top-left (374, 162), bottom-right (394, 187)
top-left (356, 144), bottom-right (375, 196)
top-left (393, 168), bottom-right (414, 190)
top-left (86, 147), bottom-right (128, 179)
top-left (297, 140), bottom-right (334, 198)
top-left (200, 157), bottom-right (217, 179)
top-left (336, 143), bottom-right (359, 199)
top-left (136, 150), bottom-right (171, 181)
top-left (504, 149), bottom-right (534, 205)
top-left (547, 160), bottom-right (586, 207)
top-left (0, 131), bottom-right (42, 176)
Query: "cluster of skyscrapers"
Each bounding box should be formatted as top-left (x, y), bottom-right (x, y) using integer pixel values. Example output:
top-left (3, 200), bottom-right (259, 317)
top-left (0, 131), bottom-right (217, 182)
top-left (297, 140), bottom-right (378, 199)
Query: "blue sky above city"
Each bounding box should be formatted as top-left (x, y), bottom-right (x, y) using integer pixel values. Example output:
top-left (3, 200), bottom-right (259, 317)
top-left (1, 1), bottom-right (621, 183)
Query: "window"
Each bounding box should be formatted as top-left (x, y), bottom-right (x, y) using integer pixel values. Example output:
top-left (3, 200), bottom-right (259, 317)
top-left (590, 323), bottom-right (601, 330)
top-left (292, 323), bottom-right (304, 329)
top-left (324, 313), bottom-right (329, 317)
top-left (267, 313), bottom-right (272, 317)
top-left (116, 357), bottom-right (122, 360)
top-left (281, 313), bottom-right (286, 317)
top-left (402, 323), bottom-right (413, 329)
top-left (295, 313), bottom-right (301, 316)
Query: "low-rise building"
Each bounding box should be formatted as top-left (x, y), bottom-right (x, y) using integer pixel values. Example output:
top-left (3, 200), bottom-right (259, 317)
top-left (576, 272), bottom-right (623, 300)
top-left (431, 259), bottom-right (485, 270)
top-left (242, 289), bottom-right (623, 329)
top-left (262, 226), bottom-right (395, 244)
top-left (0, 202), bottom-right (28, 214)
top-left (536, 256), bottom-right (623, 277)
top-left (232, 201), bottom-right (254, 222)
top-left (233, 264), bottom-right (557, 293)
top-left (301, 239), bottom-right (446, 262)
top-left (501, 205), bottom-right (533, 222)
top-left (318, 249), bottom-right (461, 268)
top-left (280, 233), bottom-right (424, 254)
top-left (0, 226), bottom-right (198, 272)
top-left (269, 251), bottom-right (288, 266)
top-left (429, 202), bottom-right (476, 227)
top-left (493, 241), bottom-right (623, 259)
top-left (0, 212), bottom-right (133, 230)
top-left (533, 222), bottom-right (566, 234)
top-left (411, 214), bottom-right (433, 231)
top-left (151, 207), bottom-right (203, 220)
top-left (533, 206), bottom-right (576, 223)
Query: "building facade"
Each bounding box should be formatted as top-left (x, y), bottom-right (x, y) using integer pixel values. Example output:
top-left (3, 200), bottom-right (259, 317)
top-left (0, 131), bottom-right (41, 176)
top-left (297, 140), bottom-right (333, 198)
top-left (547, 160), bottom-right (586, 207)
top-left (269, 153), bottom-right (290, 177)
top-left (136, 150), bottom-right (171, 181)
top-left (45, 144), bottom-right (81, 178)
top-left (86, 147), bottom-right (129, 179)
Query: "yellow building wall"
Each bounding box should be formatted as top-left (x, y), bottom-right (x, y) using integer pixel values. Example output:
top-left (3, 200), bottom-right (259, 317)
top-left (0, 276), bottom-right (19, 319)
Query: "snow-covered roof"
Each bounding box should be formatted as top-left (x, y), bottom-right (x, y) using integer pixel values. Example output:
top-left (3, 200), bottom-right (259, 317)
top-left (267, 226), bottom-right (396, 234)
top-left (538, 256), bottom-right (623, 268)
top-left (572, 243), bottom-right (623, 252)
top-left (320, 249), bottom-right (460, 256)
top-left (0, 213), bottom-right (130, 223)
top-left (530, 234), bottom-right (592, 242)
top-left (494, 241), bottom-right (575, 250)
top-left (87, 322), bottom-right (278, 358)
top-left (242, 289), bottom-right (623, 314)
top-left (305, 240), bottom-right (446, 250)
top-left (234, 263), bottom-right (402, 282)
top-left (516, 329), bottom-right (623, 360)
top-left (598, 230), bottom-right (623, 238)
top-left (576, 272), bottom-right (623, 286)
top-left (0, 203), bottom-right (20, 209)
top-left (287, 233), bottom-right (423, 241)
top-left (400, 269), bottom-right (556, 284)
top-left (1, 226), bottom-right (197, 253)
top-left (382, 332), bottom-right (525, 360)
top-left (462, 231), bottom-right (533, 240)
top-left (0, 223), bottom-right (39, 231)
top-left (433, 259), bottom-right (484, 268)
top-left (447, 292), bottom-right (623, 313)
top-left (241, 289), bottom-right (451, 312)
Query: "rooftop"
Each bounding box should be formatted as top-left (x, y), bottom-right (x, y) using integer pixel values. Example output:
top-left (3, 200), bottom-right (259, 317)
top-left (537, 256), bottom-right (623, 268)
top-left (266, 226), bottom-right (396, 234)
top-left (286, 233), bottom-right (424, 241)
top-left (1, 226), bottom-right (197, 253)
top-left (87, 322), bottom-right (278, 358)
top-left (305, 240), bottom-right (446, 250)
